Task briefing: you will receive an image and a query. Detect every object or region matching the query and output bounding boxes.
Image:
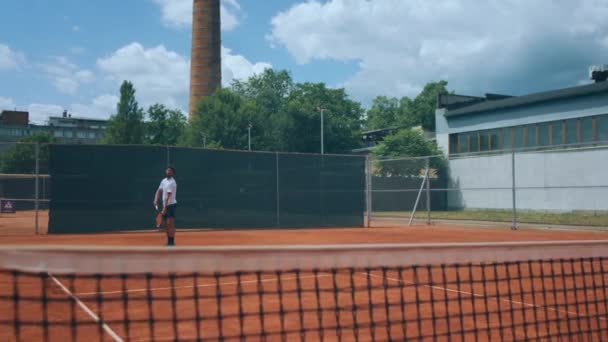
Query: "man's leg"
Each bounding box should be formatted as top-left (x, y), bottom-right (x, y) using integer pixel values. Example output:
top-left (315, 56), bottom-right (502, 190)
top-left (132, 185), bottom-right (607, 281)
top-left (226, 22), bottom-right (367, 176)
top-left (165, 205), bottom-right (176, 246)
top-left (166, 217), bottom-right (175, 246)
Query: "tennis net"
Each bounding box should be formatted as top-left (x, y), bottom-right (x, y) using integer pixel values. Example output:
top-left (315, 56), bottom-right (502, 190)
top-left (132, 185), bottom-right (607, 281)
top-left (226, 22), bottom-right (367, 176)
top-left (1, 241), bottom-right (607, 341)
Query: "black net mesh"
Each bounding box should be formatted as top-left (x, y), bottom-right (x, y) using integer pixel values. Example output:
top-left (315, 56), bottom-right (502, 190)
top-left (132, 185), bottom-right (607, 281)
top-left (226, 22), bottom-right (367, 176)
top-left (1, 252), bottom-right (607, 341)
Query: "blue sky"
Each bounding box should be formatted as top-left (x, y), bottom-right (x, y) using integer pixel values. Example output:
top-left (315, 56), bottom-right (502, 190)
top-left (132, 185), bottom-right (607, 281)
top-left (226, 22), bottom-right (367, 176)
top-left (1, 0), bottom-right (607, 123)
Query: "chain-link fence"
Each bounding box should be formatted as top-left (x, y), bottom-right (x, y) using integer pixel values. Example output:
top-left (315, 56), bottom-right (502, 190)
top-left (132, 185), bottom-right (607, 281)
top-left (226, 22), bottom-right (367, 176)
top-left (0, 142), bottom-right (50, 234)
top-left (370, 145), bottom-right (608, 229)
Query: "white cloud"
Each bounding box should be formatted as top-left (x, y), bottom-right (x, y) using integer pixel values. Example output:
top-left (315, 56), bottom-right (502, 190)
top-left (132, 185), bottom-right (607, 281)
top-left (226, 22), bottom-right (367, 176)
top-left (153, 0), bottom-right (241, 31)
top-left (72, 25), bottom-right (80, 32)
top-left (96, 42), bottom-right (270, 113)
top-left (0, 44), bottom-right (25, 71)
top-left (28, 104), bottom-right (64, 124)
top-left (269, 0), bottom-right (608, 102)
top-left (97, 42), bottom-right (190, 111)
top-left (222, 46), bottom-right (272, 86)
top-left (71, 94), bottom-right (118, 119)
top-left (42, 57), bottom-right (95, 95)
top-left (0, 96), bottom-right (16, 109)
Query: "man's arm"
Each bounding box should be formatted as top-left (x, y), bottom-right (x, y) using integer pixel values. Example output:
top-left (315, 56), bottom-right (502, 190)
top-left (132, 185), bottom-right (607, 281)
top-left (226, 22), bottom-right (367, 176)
top-left (153, 183), bottom-right (162, 209)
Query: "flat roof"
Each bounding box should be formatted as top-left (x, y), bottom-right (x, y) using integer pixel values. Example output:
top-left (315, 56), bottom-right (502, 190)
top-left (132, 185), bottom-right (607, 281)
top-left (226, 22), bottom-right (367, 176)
top-left (445, 81), bottom-right (608, 118)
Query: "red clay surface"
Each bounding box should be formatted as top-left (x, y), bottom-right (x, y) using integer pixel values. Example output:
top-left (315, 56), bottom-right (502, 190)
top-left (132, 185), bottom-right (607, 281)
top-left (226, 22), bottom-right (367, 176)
top-left (1, 212), bottom-right (608, 341)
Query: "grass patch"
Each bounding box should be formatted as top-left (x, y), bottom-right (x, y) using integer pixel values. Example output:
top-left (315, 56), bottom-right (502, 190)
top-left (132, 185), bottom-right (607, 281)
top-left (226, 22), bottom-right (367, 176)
top-left (374, 210), bottom-right (608, 227)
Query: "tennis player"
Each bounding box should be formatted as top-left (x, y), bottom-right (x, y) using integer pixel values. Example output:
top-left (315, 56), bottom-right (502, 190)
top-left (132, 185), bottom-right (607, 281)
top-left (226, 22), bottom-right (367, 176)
top-left (154, 167), bottom-right (177, 246)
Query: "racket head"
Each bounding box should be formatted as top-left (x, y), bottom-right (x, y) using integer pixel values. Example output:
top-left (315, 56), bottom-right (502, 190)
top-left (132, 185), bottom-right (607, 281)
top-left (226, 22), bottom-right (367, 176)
top-left (155, 210), bottom-right (164, 228)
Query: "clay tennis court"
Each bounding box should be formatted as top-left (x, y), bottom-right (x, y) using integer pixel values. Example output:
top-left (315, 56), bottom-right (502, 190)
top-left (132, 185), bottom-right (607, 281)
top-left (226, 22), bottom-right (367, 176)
top-left (1, 210), bottom-right (608, 341)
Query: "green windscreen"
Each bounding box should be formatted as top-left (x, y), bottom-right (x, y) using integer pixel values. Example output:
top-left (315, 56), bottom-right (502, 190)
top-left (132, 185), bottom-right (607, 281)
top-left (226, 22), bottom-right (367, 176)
top-left (48, 145), bottom-right (365, 233)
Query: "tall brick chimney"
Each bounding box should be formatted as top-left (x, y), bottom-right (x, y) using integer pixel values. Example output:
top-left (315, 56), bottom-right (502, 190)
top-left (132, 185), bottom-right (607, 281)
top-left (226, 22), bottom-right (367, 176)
top-left (189, 0), bottom-right (221, 118)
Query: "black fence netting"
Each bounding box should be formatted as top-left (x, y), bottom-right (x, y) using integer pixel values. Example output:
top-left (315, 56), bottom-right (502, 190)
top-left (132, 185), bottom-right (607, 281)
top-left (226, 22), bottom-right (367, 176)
top-left (48, 145), bottom-right (365, 233)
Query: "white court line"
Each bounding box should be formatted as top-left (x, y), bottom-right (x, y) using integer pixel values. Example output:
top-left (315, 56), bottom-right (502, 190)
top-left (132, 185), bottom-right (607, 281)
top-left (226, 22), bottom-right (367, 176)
top-left (363, 272), bottom-right (606, 322)
top-left (48, 273), bottom-right (124, 342)
top-left (76, 274), bottom-right (333, 297)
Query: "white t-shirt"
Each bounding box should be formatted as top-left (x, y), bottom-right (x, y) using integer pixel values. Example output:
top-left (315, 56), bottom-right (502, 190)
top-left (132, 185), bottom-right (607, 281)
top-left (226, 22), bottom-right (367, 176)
top-left (158, 178), bottom-right (177, 206)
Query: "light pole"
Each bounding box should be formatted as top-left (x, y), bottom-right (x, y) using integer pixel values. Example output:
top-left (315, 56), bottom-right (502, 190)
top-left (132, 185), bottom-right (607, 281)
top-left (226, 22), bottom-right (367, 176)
top-left (317, 106), bottom-right (326, 154)
top-left (247, 123), bottom-right (252, 151)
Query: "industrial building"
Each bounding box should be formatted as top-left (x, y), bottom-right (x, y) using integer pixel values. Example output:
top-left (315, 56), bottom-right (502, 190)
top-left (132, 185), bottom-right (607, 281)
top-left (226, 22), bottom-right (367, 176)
top-left (435, 65), bottom-right (608, 212)
top-left (0, 110), bottom-right (106, 144)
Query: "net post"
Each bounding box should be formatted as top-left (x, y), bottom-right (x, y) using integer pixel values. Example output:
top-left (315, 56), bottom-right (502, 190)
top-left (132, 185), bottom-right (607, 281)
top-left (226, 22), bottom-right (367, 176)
top-left (276, 152), bottom-right (280, 228)
top-left (426, 157), bottom-right (431, 226)
top-left (35, 142), bottom-right (40, 235)
top-left (511, 149), bottom-right (517, 230)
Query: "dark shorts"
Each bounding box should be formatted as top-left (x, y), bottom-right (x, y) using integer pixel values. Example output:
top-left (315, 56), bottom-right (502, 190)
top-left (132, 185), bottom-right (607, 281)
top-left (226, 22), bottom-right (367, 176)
top-left (163, 204), bottom-right (177, 219)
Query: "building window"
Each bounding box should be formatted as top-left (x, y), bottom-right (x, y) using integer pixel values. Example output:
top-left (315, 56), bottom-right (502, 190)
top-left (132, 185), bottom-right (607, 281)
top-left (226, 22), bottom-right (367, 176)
top-left (54, 130), bottom-right (64, 138)
top-left (513, 126), bottom-right (523, 149)
top-left (581, 116), bottom-right (594, 144)
top-left (525, 125), bottom-right (536, 148)
top-left (88, 132), bottom-right (96, 139)
top-left (459, 133), bottom-right (469, 154)
top-left (65, 131), bottom-right (74, 138)
top-left (480, 131), bottom-right (490, 152)
top-left (77, 131), bottom-right (86, 138)
top-left (503, 128), bottom-right (513, 149)
top-left (565, 119), bottom-right (578, 145)
top-left (449, 134), bottom-right (458, 154)
top-left (598, 115), bottom-right (608, 143)
top-left (551, 121), bottom-right (563, 145)
top-left (538, 122), bottom-right (550, 146)
top-left (470, 132), bottom-right (479, 153)
top-left (489, 129), bottom-right (501, 150)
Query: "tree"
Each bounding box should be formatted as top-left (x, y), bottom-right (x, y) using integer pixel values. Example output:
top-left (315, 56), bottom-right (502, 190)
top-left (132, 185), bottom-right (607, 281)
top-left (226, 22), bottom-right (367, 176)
top-left (372, 128), bottom-right (445, 177)
top-left (232, 69), bottom-right (293, 151)
top-left (410, 80), bottom-right (449, 131)
top-left (365, 96), bottom-right (400, 130)
top-left (365, 81), bottom-right (449, 131)
top-left (104, 81), bottom-right (145, 144)
top-left (183, 88), bottom-right (255, 150)
top-left (145, 104), bottom-right (187, 145)
top-left (283, 82), bottom-right (363, 154)
top-left (0, 133), bottom-right (59, 174)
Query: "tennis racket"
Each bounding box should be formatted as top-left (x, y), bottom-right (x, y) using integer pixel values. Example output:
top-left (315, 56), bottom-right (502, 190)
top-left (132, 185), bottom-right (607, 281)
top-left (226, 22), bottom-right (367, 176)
top-left (155, 205), bottom-right (164, 228)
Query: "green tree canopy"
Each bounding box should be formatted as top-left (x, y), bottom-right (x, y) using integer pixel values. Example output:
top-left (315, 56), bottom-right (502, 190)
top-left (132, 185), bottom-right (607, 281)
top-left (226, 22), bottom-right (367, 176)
top-left (283, 82), bottom-right (363, 154)
top-left (0, 132), bottom-right (59, 174)
top-left (104, 81), bottom-right (145, 144)
top-left (186, 69), bottom-right (364, 154)
top-left (372, 128), bottom-right (445, 177)
top-left (183, 88), bottom-right (256, 150)
top-left (145, 104), bottom-right (187, 146)
top-left (365, 80), bottom-right (449, 131)
top-left (411, 80), bottom-right (449, 131)
top-left (365, 96), bottom-right (400, 130)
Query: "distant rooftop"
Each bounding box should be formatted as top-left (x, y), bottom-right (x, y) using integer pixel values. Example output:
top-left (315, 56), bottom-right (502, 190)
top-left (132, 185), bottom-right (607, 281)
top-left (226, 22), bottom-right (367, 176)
top-left (440, 79), bottom-right (608, 118)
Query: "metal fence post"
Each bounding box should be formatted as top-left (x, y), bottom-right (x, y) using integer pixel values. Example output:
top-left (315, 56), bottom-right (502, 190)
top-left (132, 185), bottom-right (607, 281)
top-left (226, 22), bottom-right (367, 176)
top-left (511, 150), bottom-right (517, 230)
top-left (35, 143), bottom-right (40, 235)
top-left (166, 146), bottom-right (171, 167)
top-left (367, 156), bottom-right (373, 228)
top-left (276, 152), bottom-right (280, 228)
top-left (426, 157), bottom-right (431, 225)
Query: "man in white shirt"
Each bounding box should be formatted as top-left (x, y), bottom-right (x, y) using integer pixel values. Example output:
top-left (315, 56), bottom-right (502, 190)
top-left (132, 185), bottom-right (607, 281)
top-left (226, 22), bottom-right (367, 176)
top-left (154, 167), bottom-right (177, 246)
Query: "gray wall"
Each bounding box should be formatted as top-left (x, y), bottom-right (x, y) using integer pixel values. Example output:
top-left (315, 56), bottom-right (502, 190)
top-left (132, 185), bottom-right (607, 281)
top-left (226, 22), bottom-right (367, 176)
top-left (448, 147), bottom-right (608, 211)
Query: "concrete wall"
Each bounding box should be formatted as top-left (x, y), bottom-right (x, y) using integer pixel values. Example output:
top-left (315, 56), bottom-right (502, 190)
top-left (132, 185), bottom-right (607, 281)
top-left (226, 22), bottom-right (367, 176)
top-left (448, 147), bottom-right (608, 211)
